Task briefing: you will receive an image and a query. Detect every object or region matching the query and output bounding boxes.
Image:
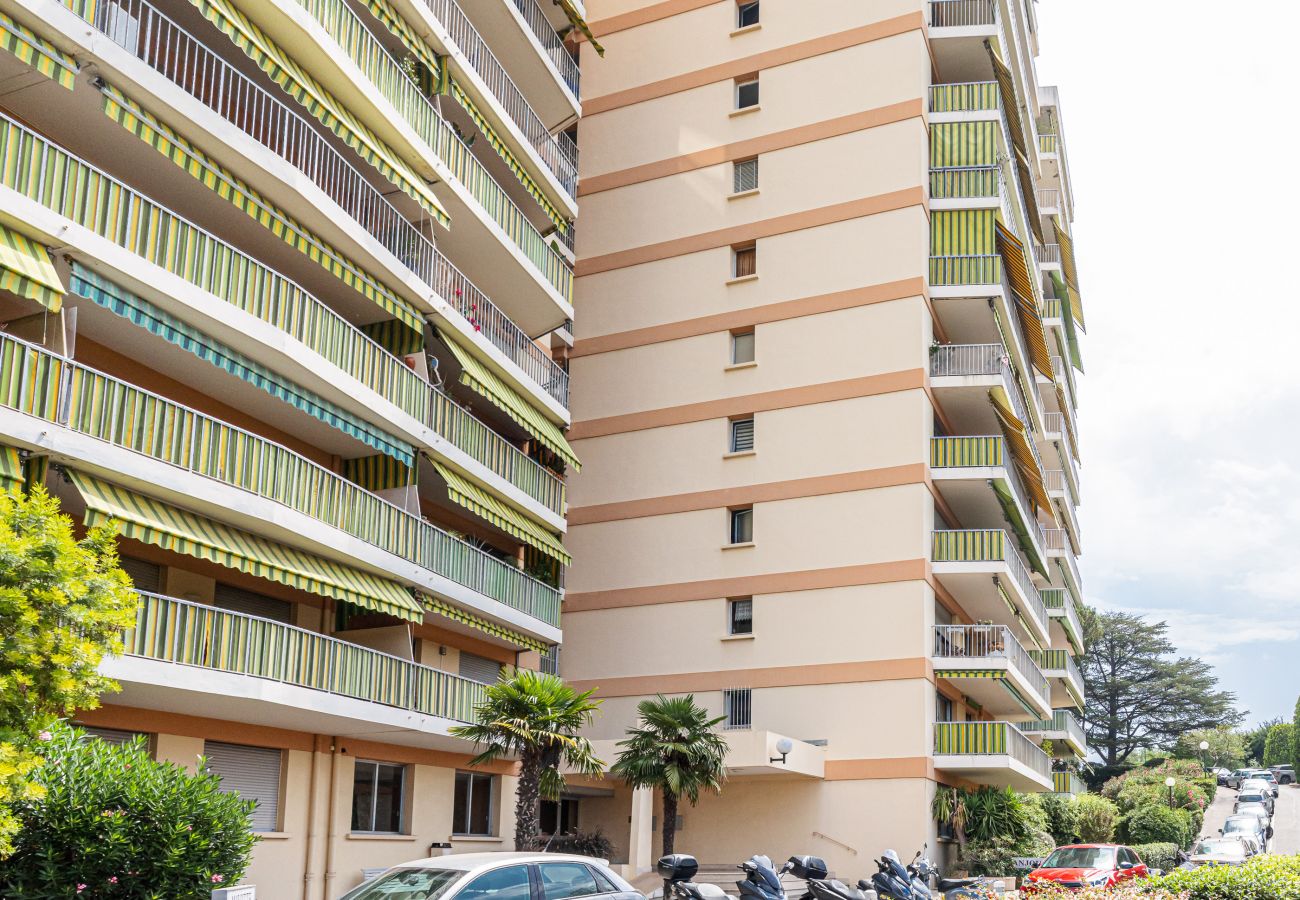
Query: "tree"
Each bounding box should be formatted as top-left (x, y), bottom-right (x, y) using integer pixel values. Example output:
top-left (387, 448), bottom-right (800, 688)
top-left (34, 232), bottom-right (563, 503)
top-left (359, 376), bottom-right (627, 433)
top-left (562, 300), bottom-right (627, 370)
top-left (0, 487), bottom-right (137, 856)
top-left (1171, 726), bottom-right (1246, 770)
top-left (1080, 610), bottom-right (1242, 767)
top-left (932, 786), bottom-right (969, 853)
top-left (1243, 718), bottom-right (1283, 766)
top-left (449, 669), bottom-right (603, 851)
top-left (1294, 696), bottom-right (1300, 771)
top-left (610, 695), bottom-right (729, 856)
top-left (1263, 723), bottom-right (1295, 767)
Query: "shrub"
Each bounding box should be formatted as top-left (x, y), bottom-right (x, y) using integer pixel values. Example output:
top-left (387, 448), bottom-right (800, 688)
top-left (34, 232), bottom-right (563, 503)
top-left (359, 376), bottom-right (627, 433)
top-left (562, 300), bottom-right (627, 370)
top-left (1124, 805), bottom-right (1192, 848)
top-left (1131, 843), bottom-right (1180, 873)
top-left (960, 837), bottom-right (1024, 877)
top-left (0, 725), bottom-right (257, 898)
top-left (963, 787), bottom-right (1032, 844)
top-left (1038, 792), bottom-right (1080, 846)
top-left (1075, 794), bottom-right (1119, 843)
top-left (1034, 884), bottom-right (1186, 900)
top-left (1143, 853), bottom-right (1300, 900)
top-left (539, 828), bottom-right (615, 859)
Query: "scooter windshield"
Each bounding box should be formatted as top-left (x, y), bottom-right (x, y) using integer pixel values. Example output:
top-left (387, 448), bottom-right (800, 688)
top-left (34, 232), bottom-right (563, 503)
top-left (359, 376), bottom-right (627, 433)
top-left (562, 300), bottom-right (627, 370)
top-left (748, 857), bottom-right (783, 896)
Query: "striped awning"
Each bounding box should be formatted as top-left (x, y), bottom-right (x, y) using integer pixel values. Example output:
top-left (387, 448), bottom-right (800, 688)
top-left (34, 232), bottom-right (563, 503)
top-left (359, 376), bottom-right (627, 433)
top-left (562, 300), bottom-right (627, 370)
top-left (99, 84), bottom-right (426, 337)
top-left (930, 121), bottom-right (998, 168)
top-left (185, 0), bottom-right (449, 227)
top-left (68, 263), bottom-right (415, 466)
top-left (933, 669), bottom-right (1038, 717)
top-left (0, 11), bottom-right (78, 90)
top-left (0, 444), bottom-right (22, 494)
top-left (994, 222), bottom-right (1053, 379)
top-left (1052, 218), bottom-right (1085, 329)
top-left (69, 470), bottom-right (425, 621)
top-left (423, 595), bottom-right (548, 652)
top-left (988, 389), bottom-right (1056, 525)
top-left (429, 456), bottom-right (570, 565)
top-left (984, 41), bottom-right (1044, 243)
top-left (343, 453), bottom-right (414, 492)
top-left (989, 477), bottom-right (1047, 577)
top-left (0, 223), bottom-right (64, 312)
top-left (555, 0), bottom-right (604, 56)
top-left (438, 331), bottom-right (580, 470)
top-left (931, 209), bottom-right (996, 256)
top-left (1047, 271), bottom-right (1083, 372)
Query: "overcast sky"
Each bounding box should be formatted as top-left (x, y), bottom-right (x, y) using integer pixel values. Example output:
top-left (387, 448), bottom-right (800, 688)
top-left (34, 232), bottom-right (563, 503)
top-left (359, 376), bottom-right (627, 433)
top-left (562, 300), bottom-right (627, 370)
top-left (1032, 1), bottom-right (1300, 725)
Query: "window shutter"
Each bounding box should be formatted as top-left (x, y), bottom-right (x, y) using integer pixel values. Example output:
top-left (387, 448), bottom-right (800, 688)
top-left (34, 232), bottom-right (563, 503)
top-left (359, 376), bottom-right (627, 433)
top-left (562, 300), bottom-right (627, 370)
top-left (80, 726), bottom-right (143, 746)
top-left (459, 652), bottom-right (503, 685)
top-left (204, 741), bottom-right (282, 832)
top-left (730, 418), bottom-right (754, 452)
top-left (734, 158), bottom-right (758, 193)
top-left (119, 556), bottom-right (161, 592)
top-left (215, 584), bottom-right (293, 623)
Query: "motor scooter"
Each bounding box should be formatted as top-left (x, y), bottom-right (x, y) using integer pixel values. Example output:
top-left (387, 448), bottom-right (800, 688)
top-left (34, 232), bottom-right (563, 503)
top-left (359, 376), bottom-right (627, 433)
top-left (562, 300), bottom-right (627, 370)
top-left (869, 851), bottom-right (916, 900)
top-left (737, 855), bottom-right (788, 900)
top-left (658, 854), bottom-right (729, 900)
top-left (907, 848), bottom-right (1004, 900)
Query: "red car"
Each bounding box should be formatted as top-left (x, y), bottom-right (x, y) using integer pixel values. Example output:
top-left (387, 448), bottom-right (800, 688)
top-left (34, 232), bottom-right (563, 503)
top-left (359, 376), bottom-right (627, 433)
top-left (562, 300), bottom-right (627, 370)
top-left (1023, 844), bottom-right (1149, 891)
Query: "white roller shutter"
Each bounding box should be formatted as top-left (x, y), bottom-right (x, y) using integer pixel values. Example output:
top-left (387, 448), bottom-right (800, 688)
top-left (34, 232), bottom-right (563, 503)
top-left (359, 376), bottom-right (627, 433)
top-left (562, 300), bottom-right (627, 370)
top-left (204, 741), bottom-right (282, 832)
top-left (459, 652), bottom-right (503, 685)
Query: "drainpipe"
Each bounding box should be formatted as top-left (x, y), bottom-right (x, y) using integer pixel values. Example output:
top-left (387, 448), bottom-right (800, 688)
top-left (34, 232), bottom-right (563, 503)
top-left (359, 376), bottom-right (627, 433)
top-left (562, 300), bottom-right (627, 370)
top-left (302, 735), bottom-right (327, 900)
top-left (321, 741), bottom-right (342, 900)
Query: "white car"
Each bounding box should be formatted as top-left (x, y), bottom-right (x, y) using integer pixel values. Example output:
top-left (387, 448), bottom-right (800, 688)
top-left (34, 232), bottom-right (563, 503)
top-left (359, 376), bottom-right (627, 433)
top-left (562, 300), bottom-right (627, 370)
top-left (338, 853), bottom-right (642, 900)
top-left (1184, 837), bottom-right (1250, 867)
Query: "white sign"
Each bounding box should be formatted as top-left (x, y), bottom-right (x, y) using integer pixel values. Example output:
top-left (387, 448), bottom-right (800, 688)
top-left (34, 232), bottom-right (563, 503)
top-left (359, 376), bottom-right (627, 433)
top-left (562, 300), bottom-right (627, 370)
top-left (1012, 858), bottom-right (1045, 870)
top-left (211, 887), bottom-right (255, 900)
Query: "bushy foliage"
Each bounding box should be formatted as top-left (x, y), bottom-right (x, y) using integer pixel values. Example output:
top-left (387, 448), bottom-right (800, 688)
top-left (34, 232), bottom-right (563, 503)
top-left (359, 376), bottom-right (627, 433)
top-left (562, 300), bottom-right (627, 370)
top-left (1143, 854), bottom-right (1300, 900)
top-left (1074, 794), bottom-right (1119, 843)
top-left (1130, 843), bottom-right (1180, 873)
top-left (1171, 728), bottom-right (1246, 770)
top-left (0, 724), bottom-right (257, 898)
top-left (954, 789), bottom-right (1055, 876)
top-left (1263, 723), bottom-right (1295, 767)
top-left (1037, 792), bottom-right (1081, 846)
top-left (1123, 805), bottom-right (1193, 848)
top-left (539, 828), bottom-right (615, 859)
top-left (1034, 883), bottom-right (1187, 900)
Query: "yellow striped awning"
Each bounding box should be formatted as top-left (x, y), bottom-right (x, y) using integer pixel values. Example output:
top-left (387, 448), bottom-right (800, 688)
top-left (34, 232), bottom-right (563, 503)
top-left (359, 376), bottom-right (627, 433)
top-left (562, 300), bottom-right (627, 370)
top-left (930, 121), bottom-right (999, 168)
top-left (0, 11), bottom-right (78, 90)
top-left (0, 444), bottom-right (22, 494)
top-left (99, 84), bottom-right (425, 337)
top-left (931, 209), bottom-right (996, 256)
top-left (994, 221), bottom-right (1053, 379)
top-left (556, 0), bottom-right (604, 56)
top-left (984, 41), bottom-right (1044, 244)
top-left (987, 390), bottom-right (1056, 524)
top-left (423, 595), bottom-right (548, 652)
top-left (186, 0), bottom-right (449, 228)
top-left (343, 453), bottom-right (414, 492)
top-left (438, 331), bottom-right (580, 470)
top-left (69, 470), bottom-right (425, 621)
top-left (1052, 217), bottom-right (1085, 329)
top-left (429, 456), bottom-right (570, 565)
top-left (0, 224), bottom-right (65, 312)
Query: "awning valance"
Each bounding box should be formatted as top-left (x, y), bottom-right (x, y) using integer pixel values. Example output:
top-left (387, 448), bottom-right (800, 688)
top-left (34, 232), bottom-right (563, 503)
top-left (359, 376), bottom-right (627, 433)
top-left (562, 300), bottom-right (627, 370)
top-left (0, 11), bottom-right (78, 90)
top-left (556, 0), bottom-right (604, 56)
top-left (1047, 271), bottom-right (1083, 372)
top-left (0, 223), bottom-right (64, 312)
top-left (185, 0), bottom-right (449, 227)
top-left (429, 456), bottom-right (570, 565)
top-left (438, 331), bottom-right (580, 470)
top-left (994, 221), bottom-right (1053, 379)
top-left (68, 263), bottom-right (415, 467)
top-left (0, 444), bottom-right (22, 494)
top-left (1052, 218), bottom-right (1085, 329)
top-left (988, 389), bottom-right (1056, 527)
top-left (423, 595), bottom-right (547, 652)
top-left (70, 470), bottom-right (425, 621)
top-left (985, 41), bottom-right (1044, 244)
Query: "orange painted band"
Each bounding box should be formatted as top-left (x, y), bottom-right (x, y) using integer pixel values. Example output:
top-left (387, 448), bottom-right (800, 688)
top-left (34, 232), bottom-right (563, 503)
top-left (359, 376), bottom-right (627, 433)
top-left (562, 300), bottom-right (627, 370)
top-left (824, 757), bottom-right (936, 781)
top-left (589, 0), bottom-right (722, 37)
top-left (566, 656), bottom-right (931, 697)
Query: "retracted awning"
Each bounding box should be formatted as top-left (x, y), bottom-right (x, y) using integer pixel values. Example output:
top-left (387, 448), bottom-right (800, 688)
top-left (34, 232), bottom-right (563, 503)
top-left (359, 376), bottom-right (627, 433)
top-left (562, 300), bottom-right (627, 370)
top-left (932, 668), bottom-right (1040, 718)
top-left (994, 221), bottom-right (1053, 379)
top-left (985, 41), bottom-right (1044, 244)
top-left (0, 444), bottom-right (22, 494)
top-left (555, 0), bottom-right (604, 56)
top-left (931, 209), bottom-right (996, 256)
top-left (1047, 271), bottom-right (1083, 372)
top-left (988, 390), bottom-right (1057, 527)
top-left (930, 121), bottom-right (999, 168)
top-left (68, 263), bottom-right (415, 467)
top-left (1052, 218), bottom-right (1085, 330)
top-left (69, 470), bottom-right (425, 621)
top-left (0, 223), bottom-right (64, 312)
top-left (99, 85), bottom-right (426, 338)
top-left (185, 0), bottom-right (450, 227)
top-left (423, 595), bottom-right (548, 652)
top-left (343, 453), bottom-right (414, 491)
top-left (1053, 384), bottom-right (1080, 463)
top-left (438, 331), bottom-right (580, 470)
top-left (429, 456), bottom-right (570, 565)
top-left (0, 11), bottom-right (78, 90)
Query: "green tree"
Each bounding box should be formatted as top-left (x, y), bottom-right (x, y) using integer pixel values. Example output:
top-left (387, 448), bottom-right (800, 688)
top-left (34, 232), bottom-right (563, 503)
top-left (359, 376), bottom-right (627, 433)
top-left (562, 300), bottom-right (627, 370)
top-left (1263, 723), bottom-right (1295, 766)
top-left (449, 669), bottom-right (603, 851)
top-left (0, 487), bottom-right (137, 857)
top-left (932, 786), bottom-right (969, 853)
top-left (1080, 610), bottom-right (1242, 766)
top-left (610, 695), bottom-right (729, 856)
top-left (1171, 726), bottom-right (1246, 770)
top-left (1242, 718), bottom-right (1283, 766)
top-left (1294, 695), bottom-right (1299, 771)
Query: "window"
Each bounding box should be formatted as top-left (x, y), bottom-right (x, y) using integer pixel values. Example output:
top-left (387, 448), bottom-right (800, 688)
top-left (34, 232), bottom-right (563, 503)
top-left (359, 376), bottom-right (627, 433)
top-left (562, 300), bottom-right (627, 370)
top-left (723, 688), bottom-right (752, 729)
top-left (539, 863), bottom-right (601, 900)
top-left (729, 507), bottom-right (753, 544)
top-left (119, 556), bottom-right (160, 593)
top-left (540, 645), bottom-right (561, 676)
top-left (459, 865), bottom-right (532, 900)
top-left (731, 330), bottom-right (755, 364)
top-left (540, 797), bottom-right (580, 835)
top-left (935, 692), bottom-right (953, 723)
top-left (453, 771), bottom-right (496, 836)
top-left (459, 652), bottom-right (504, 685)
top-left (735, 76), bottom-right (759, 110)
top-left (204, 741), bottom-right (282, 833)
top-left (733, 157), bottom-right (758, 193)
top-left (80, 726), bottom-right (143, 747)
top-left (736, 0), bottom-right (760, 28)
top-left (729, 417), bottom-right (755, 453)
top-left (732, 244), bottom-right (756, 278)
top-left (352, 760), bottom-right (405, 833)
top-left (216, 583), bottom-right (292, 623)
top-left (728, 598), bottom-right (753, 635)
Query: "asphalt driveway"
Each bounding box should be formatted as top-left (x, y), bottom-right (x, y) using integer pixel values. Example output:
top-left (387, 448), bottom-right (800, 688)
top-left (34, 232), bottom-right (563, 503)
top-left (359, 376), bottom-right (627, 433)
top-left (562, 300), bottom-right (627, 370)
top-left (1203, 782), bottom-right (1299, 853)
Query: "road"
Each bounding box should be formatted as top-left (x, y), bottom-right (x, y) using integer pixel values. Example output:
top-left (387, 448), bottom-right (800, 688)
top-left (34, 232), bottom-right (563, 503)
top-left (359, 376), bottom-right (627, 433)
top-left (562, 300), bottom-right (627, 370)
top-left (1202, 782), bottom-right (1299, 854)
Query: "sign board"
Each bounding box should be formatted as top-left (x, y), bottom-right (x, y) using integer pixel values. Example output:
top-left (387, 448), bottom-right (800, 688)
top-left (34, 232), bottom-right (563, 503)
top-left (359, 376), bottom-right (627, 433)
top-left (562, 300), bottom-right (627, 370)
top-left (212, 887), bottom-right (255, 900)
top-left (1012, 858), bottom-right (1046, 870)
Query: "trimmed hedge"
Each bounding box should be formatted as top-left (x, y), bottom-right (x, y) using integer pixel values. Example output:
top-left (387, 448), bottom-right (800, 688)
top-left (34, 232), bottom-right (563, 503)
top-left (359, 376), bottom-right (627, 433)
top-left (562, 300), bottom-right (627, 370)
top-left (1131, 843), bottom-right (1180, 873)
top-left (1125, 805), bottom-right (1194, 848)
top-left (1143, 854), bottom-right (1300, 900)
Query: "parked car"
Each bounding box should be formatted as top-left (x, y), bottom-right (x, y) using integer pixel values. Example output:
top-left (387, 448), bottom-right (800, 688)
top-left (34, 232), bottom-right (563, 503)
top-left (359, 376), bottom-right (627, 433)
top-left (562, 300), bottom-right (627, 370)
top-left (337, 852), bottom-right (642, 900)
top-left (1221, 813), bottom-right (1271, 851)
top-left (1272, 765), bottom-right (1296, 785)
top-left (1249, 770), bottom-right (1281, 796)
top-left (1214, 767), bottom-right (1233, 786)
top-left (1184, 837), bottom-right (1251, 868)
top-left (1023, 845), bottom-right (1149, 891)
top-left (1235, 789), bottom-right (1275, 817)
top-left (1227, 768), bottom-right (1253, 790)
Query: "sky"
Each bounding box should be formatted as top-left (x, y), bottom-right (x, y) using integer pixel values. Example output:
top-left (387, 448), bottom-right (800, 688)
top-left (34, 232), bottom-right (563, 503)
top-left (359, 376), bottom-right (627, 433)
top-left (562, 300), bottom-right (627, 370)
top-left (1031, 1), bottom-right (1300, 725)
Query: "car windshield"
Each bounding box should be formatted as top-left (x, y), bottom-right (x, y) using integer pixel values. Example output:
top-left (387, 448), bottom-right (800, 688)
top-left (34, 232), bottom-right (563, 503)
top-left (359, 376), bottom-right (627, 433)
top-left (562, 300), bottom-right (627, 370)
top-left (1224, 818), bottom-right (1260, 833)
top-left (338, 868), bottom-right (463, 900)
top-left (1043, 848), bottom-right (1116, 869)
top-left (1238, 793), bottom-right (1266, 803)
top-left (1194, 840), bottom-right (1242, 856)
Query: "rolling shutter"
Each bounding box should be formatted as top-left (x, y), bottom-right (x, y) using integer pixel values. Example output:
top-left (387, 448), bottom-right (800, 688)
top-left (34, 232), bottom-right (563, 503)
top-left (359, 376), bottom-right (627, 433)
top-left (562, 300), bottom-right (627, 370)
top-left (458, 651), bottom-right (503, 685)
top-left (215, 583), bottom-right (293, 624)
top-left (730, 418), bottom-right (754, 453)
top-left (204, 741), bottom-right (282, 833)
top-left (118, 555), bottom-right (161, 593)
top-left (81, 726), bottom-right (144, 746)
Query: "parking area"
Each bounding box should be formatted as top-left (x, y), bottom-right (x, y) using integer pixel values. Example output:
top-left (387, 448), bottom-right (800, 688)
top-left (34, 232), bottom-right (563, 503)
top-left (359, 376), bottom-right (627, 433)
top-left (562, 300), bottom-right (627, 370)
top-left (1204, 783), bottom-right (1299, 854)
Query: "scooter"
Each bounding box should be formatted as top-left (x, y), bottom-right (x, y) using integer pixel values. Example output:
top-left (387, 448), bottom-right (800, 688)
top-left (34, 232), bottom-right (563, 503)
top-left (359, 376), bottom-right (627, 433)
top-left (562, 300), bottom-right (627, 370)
top-left (658, 854), bottom-right (729, 900)
top-left (737, 855), bottom-right (788, 900)
top-left (786, 855), bottom-right (877, 900)
top-left (869, 850), bottom-right (917, 900)
top-left (908, 849), bottom-right (1004, 900)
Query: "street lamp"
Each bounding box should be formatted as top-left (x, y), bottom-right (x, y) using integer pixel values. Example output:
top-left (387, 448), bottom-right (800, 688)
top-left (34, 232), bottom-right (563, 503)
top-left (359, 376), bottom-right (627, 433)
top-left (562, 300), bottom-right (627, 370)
top-left (1165, 776), bottom-right (1176, 808)
top-left (1199, 740), bottom-right (1211, 774)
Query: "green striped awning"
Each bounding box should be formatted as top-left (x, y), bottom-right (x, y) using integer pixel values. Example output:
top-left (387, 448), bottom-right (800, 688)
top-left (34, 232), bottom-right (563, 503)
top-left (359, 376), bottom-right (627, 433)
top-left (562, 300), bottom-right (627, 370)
top-left (0, 223), bottom-right (64, 312)
top-left (438, 331), bottom-right (580, 470)
top-left (1047, 271), bottom-right (1083, 372)
top-left (184, 0), bottom-right (450, 228)
top-left (99, 84), bottom-right (425, 337)
top-left (1052, 217), bottom-right (1085, 329)
top-left (361, 318), bottom-right (425, 358)
top-left (69, 469), bottom-right (425, 621)
top-left (0, 11), bottom-right (78, 89)
top-left (555, 0), bottom-right (604, 56)
top-left (994, 221), bottom-right (1053, 379)
top-left (428, 456), bottom-right (569, 564)
top-left (931, 209), bottom-right (996, 256)
top-left (68, 263), bottom-right (415, 467)
top-left (0, 444), bottom-right (22, 494)
top-left (424, 595), bottom-right (547, 652)
top-left (930, 121), bottom-right (998, 168)
top-left (343, 453), bottom-right (413, 492)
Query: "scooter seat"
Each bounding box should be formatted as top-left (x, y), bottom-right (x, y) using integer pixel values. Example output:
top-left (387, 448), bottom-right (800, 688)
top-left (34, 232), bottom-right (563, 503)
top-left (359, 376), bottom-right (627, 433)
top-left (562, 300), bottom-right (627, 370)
top-left (678, 883), bottom-right (729, 900)
top-left (937, 878), bottom-right (983, 891)
top-left (811, 879), bottom-right (869, 900)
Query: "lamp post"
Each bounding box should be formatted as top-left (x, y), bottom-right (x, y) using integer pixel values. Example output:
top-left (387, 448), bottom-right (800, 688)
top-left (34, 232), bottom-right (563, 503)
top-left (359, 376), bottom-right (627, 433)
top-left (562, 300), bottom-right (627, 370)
top-left (1165, 776), bottom-right (1176, 809)
top-left (1199, 740), bottom-right (1211, 774)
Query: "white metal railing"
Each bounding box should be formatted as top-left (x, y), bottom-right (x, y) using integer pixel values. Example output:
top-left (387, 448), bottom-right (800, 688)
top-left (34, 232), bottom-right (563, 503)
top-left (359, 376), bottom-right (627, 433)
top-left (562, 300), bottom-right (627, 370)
top-left (1037, 243), bottom-right (1062, 265)
top-left (933, 625), bottom-right (1050, 706)
top-left (929, 165), bottom-right (1001, 201)
top-left (929, 345), bottom-right (1037, 437)
top-left (1042, 589), bottom-right (1085, 653)
top-left (506, 0), bottom-right (580, 96)
top-left (1043, 469), bottom-right (1064, 493)
top-left (1037, 188), bottom-right (1061, 209)
top-left (931, 530), bottom-right (1049, 637)
top-left (1043, 529), bottom-right (1084, 591)
top-left (1023, 709), bottom-right (1086, 751)
top-left (927, 0), bottom-right (996, 28)
top-left (722, 688), bottom-right (753, 730)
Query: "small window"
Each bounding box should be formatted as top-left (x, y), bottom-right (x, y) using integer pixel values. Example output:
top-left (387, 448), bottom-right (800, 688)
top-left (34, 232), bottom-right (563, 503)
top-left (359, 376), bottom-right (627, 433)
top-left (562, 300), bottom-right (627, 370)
top-left (935, 692), bottom-right (953, 723)
top-left (736, 0), bottom-right (759, 28)
top-left (733, 157), bottom-right (758, 193)
top-left (735, 76), bottom-right (759, 109)
top-left (540, 645), bottom-right (561, 676)
top-left (729, 507), bottom-right (753, 544)
top-left (460, 865), bottom-right (531, 900)
top-left (352, 760), bottom-right (405, 833)
top-left (540, 863), bottom-right (601, 900)
top-left (205, 741), bottom-right (283, 833)
top-left (729, 417), bottom-right (754, 453)
top-left (454, 771), bottom-right (496, 836)
top-left (732, 244), bottom-right (756, 278)
top-left (723, 688), bottom-right (752, 729)
top-left (728, 598), bottom-right (753, 635)
top-left (731, 331), bottom-right (755, 364)
top-left (540, 797), bottom-right (580, 835)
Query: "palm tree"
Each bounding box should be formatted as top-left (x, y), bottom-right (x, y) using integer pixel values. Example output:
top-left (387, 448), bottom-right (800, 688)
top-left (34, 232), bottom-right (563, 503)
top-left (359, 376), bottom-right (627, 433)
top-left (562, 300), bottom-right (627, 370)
top-left (449, 669), bottom-right (604, 851)
top-left (610, 694), bottom-right (729, 856)
top-left (932, 786), bottom-right (969, 853)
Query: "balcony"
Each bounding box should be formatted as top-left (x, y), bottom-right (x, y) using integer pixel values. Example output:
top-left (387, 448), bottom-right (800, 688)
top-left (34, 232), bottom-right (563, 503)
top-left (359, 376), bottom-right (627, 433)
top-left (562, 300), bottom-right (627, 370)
top-left (1043, 527), bottom-right (1084, 599)
top-left (1037, 188), bottom-right (1061, 214)
top-left (1040, 133), bottom-right (1060, 156)
top-left (503, 0), bottom-right (580, 97)
top-left (932, 625), bottom-right (1052, 720)
top-left (1041, 589), bottom-right (1085, 656)
top-left (933, 721), bottom-right (1053, 791)
top-left (929, 344), bottom-right (1039, 433)
top-left (1021, 709), bottom-right (1087, 757)
top-left (1037, 243), bottom-right (1062, 269)
top-left (0, 333), bottom-right (562, 631)
top-left (1029, 647), bottom-right (1085, 710)
top-left (1052, 772), bottom-right (1086, 796)
top-left (929, 165), bottom-right (1000, 203)
top-left (927, 0), bottom-right (996, 28)
top-left (931, 530), bottom-right (1050, 644)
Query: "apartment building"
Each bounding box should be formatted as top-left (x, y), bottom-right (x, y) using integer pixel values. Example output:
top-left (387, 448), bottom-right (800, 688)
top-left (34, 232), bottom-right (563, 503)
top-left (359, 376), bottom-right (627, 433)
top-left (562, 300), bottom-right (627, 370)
top-left (0, 0), bottom-right (590, 892)
top-left (563, 0), bottom-right (1089, 875)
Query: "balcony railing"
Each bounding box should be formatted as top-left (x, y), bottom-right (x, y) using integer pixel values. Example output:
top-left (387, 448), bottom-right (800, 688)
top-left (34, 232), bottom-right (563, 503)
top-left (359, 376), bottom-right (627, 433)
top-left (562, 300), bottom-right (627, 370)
top-left (1040, 133), bottom-right (1060, 154)
top-left (934, 721), bottom-right (1052, 780)
top-left (506, 0), bottom-right (580, 96)
top-left (1037, 243), bottom-right (1062, 265)
top-left (931, 530), bottom-right (1048, 635)
top-left (929, 81), bottom-right (1000, 114)
top-left (125, 592), bottom-right (487, 721)
top-left (1043, 299), bottom-right (1063, 320)
top-left (931, 436), bottom-right (1045, 556)
top-left (1041, 589), bottom-right (1084, 651)
top-left (930, 165), bottom-right (1000, 200)
top-left (1037, 188), bottom-right (1061, 209)
top-left (927, 0), bottom-right (996, 28)
top-left (933, 624), bottom-right (1050, 706)
top-left (1023, 708), bottom-right (1086, 752)
top-left (929, 345), bottom-right (1035, 432)
top-left (73, 0), bottom-right (570, 408)
top-left (929, 254), bottom-right (1002, 287)
top-left (0, 334), bottom-right (562, 627)
top-left (1043, 530), bottom-right (1082, 592)
top-left (1043, 469), bottom-right (1065, 493)
top-left (1030, 647), bottom-right (1084, 697)
top-left (1053, 771), bottom-right (1086, 795)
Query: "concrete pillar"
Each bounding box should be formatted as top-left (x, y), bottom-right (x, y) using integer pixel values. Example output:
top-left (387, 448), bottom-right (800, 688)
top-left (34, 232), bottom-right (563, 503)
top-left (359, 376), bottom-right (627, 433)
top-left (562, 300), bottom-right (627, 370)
top-left (628, 787), bottom-right (655, 877)
top-left (153, 733), bottom-right (204, 774)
